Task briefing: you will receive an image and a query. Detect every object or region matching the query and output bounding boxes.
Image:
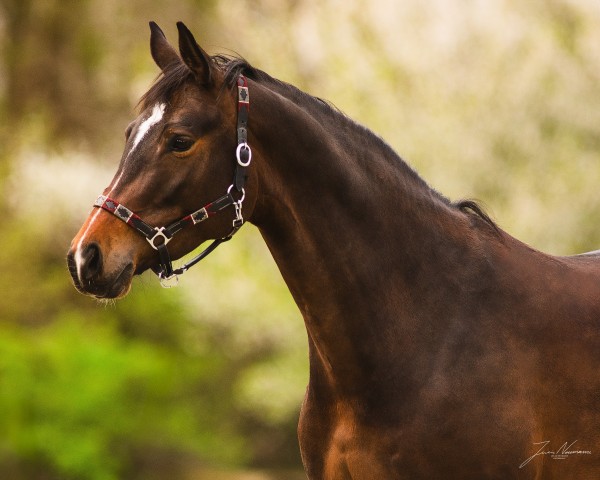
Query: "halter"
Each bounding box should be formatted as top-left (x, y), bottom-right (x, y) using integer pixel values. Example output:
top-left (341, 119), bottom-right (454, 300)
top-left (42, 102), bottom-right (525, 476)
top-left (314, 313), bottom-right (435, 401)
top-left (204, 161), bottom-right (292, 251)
top-left (93, 75), bottom-right (251, 288)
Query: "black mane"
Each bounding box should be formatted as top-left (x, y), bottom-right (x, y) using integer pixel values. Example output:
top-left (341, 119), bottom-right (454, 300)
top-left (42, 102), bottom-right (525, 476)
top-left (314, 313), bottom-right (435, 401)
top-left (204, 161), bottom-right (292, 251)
top-left (216, 56), bottom-right (257, 87)
top-left (455, 199), bottom-right (499, 233)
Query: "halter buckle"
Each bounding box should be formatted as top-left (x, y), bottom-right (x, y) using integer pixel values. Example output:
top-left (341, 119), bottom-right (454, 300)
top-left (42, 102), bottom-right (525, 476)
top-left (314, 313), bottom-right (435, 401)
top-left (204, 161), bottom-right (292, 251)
top-left (146, 227), bottom-right (172, 250)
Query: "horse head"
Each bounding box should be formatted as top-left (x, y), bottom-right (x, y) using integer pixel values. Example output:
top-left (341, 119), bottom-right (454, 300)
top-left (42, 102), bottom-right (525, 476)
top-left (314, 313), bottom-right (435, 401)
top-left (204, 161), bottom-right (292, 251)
top-left (67, 22), bottom-right (257, 298)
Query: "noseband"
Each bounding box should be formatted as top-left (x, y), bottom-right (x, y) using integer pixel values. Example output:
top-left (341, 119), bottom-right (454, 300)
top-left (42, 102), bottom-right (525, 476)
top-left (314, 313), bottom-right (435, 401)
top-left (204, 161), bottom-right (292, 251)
top-left (93, 75), bottom-right (251, 287)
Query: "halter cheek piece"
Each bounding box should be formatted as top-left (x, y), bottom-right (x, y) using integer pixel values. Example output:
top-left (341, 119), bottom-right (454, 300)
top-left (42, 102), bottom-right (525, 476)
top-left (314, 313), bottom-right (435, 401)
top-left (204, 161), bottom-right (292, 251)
top-left (93, 75), bottom-right (251, 288)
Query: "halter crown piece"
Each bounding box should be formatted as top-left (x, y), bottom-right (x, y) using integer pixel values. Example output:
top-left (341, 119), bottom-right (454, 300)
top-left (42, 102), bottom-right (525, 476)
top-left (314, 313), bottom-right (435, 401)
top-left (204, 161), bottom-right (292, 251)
top-left (94, 75), bottom-right (251, 287)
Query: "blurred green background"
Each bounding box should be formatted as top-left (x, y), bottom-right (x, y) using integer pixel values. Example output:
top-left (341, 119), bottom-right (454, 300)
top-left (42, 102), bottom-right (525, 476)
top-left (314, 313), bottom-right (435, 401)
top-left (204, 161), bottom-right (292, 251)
top-left (0, 0), bottom-right (599, 479)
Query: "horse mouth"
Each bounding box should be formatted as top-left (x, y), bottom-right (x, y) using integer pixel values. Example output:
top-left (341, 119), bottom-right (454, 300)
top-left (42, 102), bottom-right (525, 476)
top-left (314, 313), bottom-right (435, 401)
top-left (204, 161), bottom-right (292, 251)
top-left (67, 253), bottom-right (135, 299)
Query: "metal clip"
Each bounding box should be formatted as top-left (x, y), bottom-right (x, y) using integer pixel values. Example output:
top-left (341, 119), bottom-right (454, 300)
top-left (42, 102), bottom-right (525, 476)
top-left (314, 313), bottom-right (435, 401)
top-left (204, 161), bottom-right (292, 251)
top-left (233, 201), bottom-right (244, 229)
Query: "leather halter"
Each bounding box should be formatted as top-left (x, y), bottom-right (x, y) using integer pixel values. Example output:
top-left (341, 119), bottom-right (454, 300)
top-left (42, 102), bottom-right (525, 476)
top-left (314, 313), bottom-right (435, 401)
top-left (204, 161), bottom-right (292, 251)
top-left (93, 75), bottom-right (251, 287)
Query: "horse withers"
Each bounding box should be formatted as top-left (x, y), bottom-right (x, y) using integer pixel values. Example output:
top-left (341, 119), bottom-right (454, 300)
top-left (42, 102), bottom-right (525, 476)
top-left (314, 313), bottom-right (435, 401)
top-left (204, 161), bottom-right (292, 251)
top-left (68, 22), bottom-right (600, 479)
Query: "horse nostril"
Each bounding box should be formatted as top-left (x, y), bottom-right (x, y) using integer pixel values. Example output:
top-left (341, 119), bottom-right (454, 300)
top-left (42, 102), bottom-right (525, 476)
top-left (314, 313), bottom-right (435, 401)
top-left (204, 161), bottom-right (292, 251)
top-left (81, 243), bottom-right (103, 282)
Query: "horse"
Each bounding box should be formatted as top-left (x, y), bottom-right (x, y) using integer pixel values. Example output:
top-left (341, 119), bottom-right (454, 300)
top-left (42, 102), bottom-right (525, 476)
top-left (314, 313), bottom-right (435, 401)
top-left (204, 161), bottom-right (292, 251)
top-left (67, 22), bottom-right (600, 479)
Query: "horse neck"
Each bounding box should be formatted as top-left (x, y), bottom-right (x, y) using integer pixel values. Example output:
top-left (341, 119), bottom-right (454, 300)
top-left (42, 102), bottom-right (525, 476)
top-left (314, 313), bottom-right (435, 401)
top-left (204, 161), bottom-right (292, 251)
top-left (246, 78), bottom-right (482, 392)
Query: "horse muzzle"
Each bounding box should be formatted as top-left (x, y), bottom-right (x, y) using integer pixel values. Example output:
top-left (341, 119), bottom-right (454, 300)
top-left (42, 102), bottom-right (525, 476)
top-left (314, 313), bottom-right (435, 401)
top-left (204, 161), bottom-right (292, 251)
top-left (67, 241), bottom-right (135, 299)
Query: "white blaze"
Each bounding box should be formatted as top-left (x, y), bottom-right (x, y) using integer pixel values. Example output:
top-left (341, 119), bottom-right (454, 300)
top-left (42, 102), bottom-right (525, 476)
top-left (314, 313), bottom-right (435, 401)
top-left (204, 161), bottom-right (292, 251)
top-left (128, 103), bottom-right (166, 159)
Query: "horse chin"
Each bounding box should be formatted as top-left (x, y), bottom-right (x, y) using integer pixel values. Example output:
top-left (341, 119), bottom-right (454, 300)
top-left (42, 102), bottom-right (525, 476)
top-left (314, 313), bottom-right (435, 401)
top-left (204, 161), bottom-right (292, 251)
top-left (75, 262), bottom-right (135, 300)
top-left (97, 263), bottom-right (135, 299)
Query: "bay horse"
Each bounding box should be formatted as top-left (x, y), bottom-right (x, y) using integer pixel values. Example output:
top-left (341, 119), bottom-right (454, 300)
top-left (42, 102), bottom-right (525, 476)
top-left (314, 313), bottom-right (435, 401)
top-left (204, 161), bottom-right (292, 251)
top-left (67, 22), bottom-right (600, 479)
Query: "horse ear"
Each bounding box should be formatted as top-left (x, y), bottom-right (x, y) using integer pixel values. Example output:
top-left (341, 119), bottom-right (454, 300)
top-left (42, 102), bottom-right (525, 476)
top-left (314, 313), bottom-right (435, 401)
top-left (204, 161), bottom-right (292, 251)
top-left (149, 22), bottom-right (181, 71)
top-left (176, 22), bottom-right (213, 86)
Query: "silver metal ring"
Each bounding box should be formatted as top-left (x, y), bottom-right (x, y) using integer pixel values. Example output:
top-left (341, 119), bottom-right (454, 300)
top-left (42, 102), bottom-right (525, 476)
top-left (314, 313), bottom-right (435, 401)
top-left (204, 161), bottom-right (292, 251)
top-left (236, 142), bottom-right (252, 167)
top-left (227, 184), bottom-right (246, 203)
top-left (159, 273), bottom-right (179, 288)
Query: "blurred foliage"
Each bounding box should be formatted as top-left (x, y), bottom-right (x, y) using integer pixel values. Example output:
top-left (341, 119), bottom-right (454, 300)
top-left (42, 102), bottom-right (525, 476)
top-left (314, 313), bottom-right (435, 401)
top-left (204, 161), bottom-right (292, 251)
top-left (0, 0), bottom-right (599, 478)
top-left (0, 316), bottom-right (244, 479)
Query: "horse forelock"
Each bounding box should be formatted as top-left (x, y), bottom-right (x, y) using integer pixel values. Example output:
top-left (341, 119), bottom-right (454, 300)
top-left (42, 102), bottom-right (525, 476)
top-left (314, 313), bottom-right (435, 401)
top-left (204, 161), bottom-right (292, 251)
top-left (138, 62), bottom-right (195, 112)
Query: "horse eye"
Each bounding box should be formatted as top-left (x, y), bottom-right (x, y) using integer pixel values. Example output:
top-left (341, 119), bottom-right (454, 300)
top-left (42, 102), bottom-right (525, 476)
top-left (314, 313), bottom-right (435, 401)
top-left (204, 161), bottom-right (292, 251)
top-left (168, 136), bottom-right (194, 153)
